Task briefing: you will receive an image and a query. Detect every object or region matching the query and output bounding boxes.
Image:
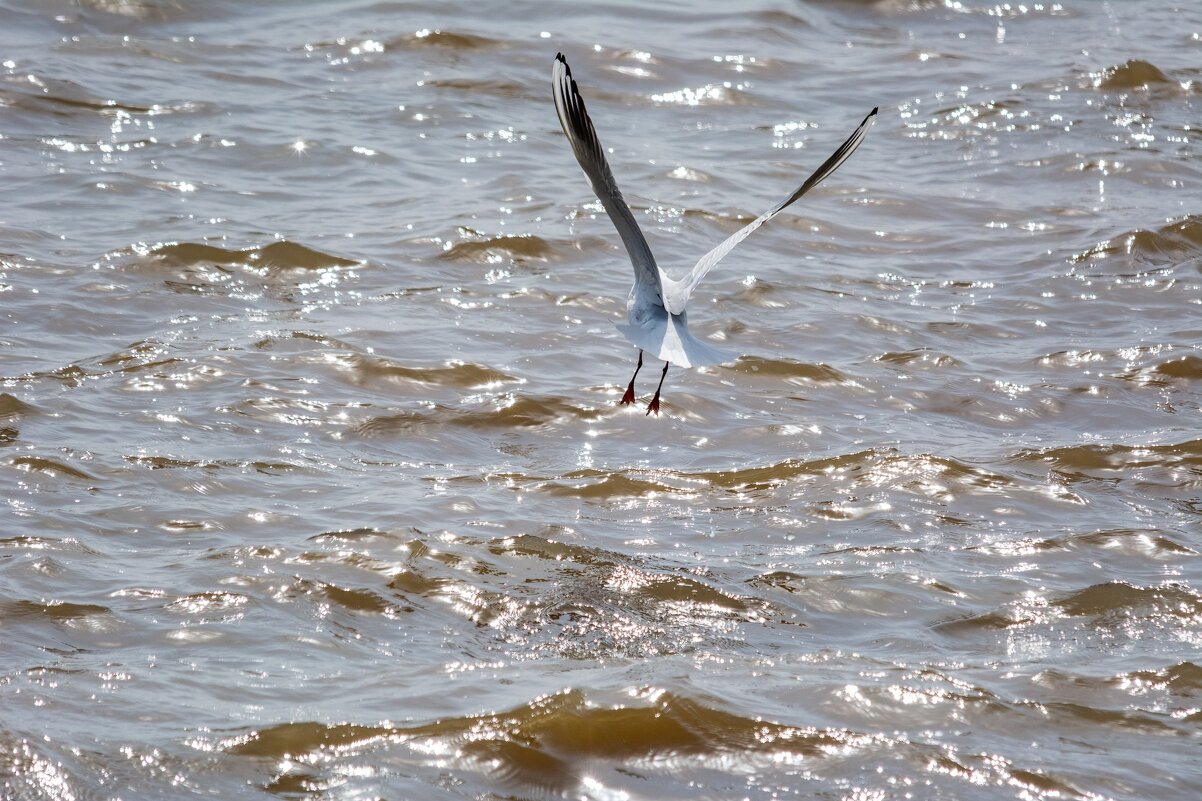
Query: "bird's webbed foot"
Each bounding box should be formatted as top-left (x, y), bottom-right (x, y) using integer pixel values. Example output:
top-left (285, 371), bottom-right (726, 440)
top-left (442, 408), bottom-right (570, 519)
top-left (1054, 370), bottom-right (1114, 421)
top-left (618, 350), bottom-right (643, 406)
top-left (645, 360), bottom-right (669, 416)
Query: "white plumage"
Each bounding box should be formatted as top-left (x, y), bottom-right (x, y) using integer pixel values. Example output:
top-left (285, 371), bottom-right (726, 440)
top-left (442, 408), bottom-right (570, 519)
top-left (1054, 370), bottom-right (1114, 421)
top-left (552, 52), bottom-right (876, 412)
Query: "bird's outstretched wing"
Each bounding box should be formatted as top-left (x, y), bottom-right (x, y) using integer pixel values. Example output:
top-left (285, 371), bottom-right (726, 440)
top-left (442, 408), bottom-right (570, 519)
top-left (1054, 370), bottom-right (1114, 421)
top-left (552, 53), bottom-right (662, 298)
top-left (661, 107), bottom-right (878, 315)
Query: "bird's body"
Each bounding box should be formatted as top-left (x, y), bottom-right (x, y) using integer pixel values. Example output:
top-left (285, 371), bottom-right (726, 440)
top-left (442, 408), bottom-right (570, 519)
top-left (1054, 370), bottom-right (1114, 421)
top-left (551, 52), bottom-right (876, 413)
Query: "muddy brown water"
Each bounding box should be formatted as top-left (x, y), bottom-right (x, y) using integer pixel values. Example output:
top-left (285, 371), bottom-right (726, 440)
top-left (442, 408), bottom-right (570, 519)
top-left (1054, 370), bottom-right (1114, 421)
top-left (2, 0), bottom-right (1201, 799)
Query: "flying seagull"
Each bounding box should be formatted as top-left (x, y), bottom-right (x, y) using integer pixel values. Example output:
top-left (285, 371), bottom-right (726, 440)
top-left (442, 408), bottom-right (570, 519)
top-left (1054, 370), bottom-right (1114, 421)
top-left (552, 52), bottom-right (876, 415)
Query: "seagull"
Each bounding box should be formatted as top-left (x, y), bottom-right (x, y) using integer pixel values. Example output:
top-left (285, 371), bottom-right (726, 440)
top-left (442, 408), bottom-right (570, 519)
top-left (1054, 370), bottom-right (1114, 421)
top-left (552, 52), bottom-right (876, 415)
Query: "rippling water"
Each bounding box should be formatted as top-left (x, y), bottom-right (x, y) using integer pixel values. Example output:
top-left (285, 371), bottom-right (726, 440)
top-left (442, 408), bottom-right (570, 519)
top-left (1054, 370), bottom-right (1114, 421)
top-left (3, 0), bottom-right (1201, 798)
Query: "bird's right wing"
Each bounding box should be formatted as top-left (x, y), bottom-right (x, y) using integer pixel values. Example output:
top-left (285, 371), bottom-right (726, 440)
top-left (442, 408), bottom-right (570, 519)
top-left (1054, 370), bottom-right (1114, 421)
top-left (661, 106), bottom-right (878, 315)
top-left (552, 53), bottom-right (662, 298)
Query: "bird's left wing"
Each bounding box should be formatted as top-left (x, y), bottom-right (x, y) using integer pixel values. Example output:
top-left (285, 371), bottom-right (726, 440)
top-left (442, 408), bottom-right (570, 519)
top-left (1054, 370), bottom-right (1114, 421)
top-left (661, 106), bottom-right (878, 315)
top-left (552, 53), bottom-right (662, 298)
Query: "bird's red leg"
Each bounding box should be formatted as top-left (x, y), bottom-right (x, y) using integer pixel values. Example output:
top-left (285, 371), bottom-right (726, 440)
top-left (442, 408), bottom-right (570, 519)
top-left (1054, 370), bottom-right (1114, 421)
top-left (619, 350), bottom-right (643, 405)
top-left (646, 361), bottom-right (669, 416)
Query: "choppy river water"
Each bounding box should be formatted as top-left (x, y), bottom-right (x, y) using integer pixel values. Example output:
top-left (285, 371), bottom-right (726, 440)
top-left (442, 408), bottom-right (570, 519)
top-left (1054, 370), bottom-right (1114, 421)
top-left (2, 0), bottom-right (1201, 799)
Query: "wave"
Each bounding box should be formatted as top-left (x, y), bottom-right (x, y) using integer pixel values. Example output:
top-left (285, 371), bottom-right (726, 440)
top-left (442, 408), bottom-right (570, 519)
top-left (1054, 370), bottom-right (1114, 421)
top-left (10, 455), bottom-right (95, 482)
top-left (1148, 355), bottom-right (1202, 380)
top-left (0, 394), bottom-right (33, 450)
top-left (1123, 661), bottom-right (1202, 694)
top-left (1029, 528), bottom-right (1194, 557)
top-left (1016, 438), bottom-right (1202, 476)
top-left (0, 393), bottom-right (36, 420)
top-left (1072, 215), bottom-right (1202, 265)
top-left (260, 531), bottom-right (770, 660)
top-left (424, 77), bottom-right (533, 101)
top-left (390, 29), bottom-right (504, 50)
top-left (222, 688), bottom-right (858, 793)
top-left (434, 449), bottom-right (1027, 505)
top-left (356, 395), bottom-right (601, 436)
top-left (325, 353), bottom-right (516, 390)
top-left (1, 599), bottom-right (111, 621)
top-left (141, 240), bottom-right (357, 272)
top-left (729, 355), bottom-right (850, 383)
top-left (436, 234), bottom-right (557, 265)
top-left (1054, 581), bottom-right (1202, 618)
top-left (1090, 59), bottom-right (1177, 91)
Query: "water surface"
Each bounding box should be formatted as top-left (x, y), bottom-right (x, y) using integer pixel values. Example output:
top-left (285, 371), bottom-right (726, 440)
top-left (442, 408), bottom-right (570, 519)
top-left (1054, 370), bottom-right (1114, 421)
top-left (2, 0), bottom-right (1201, 798)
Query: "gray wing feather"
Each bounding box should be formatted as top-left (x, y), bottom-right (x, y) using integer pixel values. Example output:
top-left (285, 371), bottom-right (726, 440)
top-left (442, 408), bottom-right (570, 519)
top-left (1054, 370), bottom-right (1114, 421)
top-left (552, 53), bottom-right (661, 297)
top-left (662, 106), bottom-right (878, 315)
